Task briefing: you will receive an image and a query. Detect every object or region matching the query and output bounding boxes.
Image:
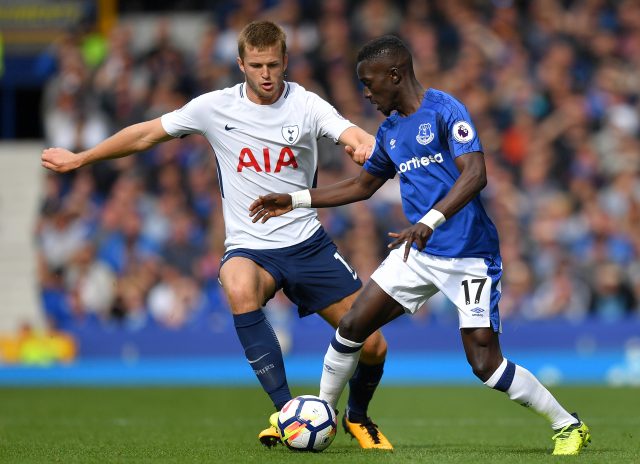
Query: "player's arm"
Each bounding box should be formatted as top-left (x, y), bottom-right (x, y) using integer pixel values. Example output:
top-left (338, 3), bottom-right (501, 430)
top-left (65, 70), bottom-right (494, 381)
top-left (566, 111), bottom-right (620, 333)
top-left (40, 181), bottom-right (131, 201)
top-left (432, 151), bottom-right (486, 217)
top-left (249, 169), bottom-right (386, 223)
top-left (337, 126), bottom-right (375, 165)
top-left (389, 151), bottom-right (487, 261)
top-left (41, 118), bottom-right (173, 173)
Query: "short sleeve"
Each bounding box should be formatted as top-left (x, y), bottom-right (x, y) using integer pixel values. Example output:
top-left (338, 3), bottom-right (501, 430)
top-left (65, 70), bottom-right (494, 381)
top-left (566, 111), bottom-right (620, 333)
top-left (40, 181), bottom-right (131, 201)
top-left (160, 94), bottom-right (210, 138)
top-left (442, 99), bottom-right (483, 157)
top-left (363, 129), bottom-right (396, 180)
top-left (307, 92), bottom-right (355, 142)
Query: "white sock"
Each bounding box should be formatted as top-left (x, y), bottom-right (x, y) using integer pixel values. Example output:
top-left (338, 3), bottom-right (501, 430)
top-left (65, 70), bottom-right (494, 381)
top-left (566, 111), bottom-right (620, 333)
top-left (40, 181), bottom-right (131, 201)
top-left (484, 358), bottom-right (577, 430)
top-left (318, 329), bottom-right (363, 410)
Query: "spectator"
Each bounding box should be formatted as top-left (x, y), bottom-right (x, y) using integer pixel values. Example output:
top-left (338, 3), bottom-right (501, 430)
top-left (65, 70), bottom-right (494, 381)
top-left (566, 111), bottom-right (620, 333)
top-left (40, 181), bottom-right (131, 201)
top-left (38, 1), bottom-right (640, 329)
top-left (589, 262), bottom-right (636, 321)
top-left (65, 241), bottom-right (117, 318)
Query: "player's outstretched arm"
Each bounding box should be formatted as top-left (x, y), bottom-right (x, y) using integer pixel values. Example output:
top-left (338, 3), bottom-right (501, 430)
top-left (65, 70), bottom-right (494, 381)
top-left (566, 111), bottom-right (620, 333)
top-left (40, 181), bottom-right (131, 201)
top-left (249, 170), bottom-right (386, 223)
top-left (41, 118), bottom-right (173, 173)
top-left (338, 126), bottom-right (375, 165)
top-left (388, 151), bottom-right (487, 261)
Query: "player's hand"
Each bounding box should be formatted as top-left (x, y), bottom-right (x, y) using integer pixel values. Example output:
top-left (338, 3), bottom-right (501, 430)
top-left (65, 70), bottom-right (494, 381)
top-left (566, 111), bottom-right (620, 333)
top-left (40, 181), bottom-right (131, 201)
top-left (345, 143), bottom-right (373, 166)
top-left (249, 193), bottom-right (293, 223)
top-left (41, 147), bottom-right (83, 173)
top-left (388, 223), bottom-right (434, 262)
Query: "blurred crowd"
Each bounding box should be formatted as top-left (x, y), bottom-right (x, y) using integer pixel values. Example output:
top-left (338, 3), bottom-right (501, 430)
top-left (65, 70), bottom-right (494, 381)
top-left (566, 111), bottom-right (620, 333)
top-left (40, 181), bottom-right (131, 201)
top-left (36, 0), bottom-right (640, 333)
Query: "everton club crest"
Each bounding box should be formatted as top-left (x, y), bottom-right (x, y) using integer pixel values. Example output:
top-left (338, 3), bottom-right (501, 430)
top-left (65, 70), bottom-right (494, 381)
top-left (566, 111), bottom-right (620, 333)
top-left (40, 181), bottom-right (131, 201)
top-left (282, 125), bottom-right (300, 144)
top-left (416, 123), bottom-right (434, 145)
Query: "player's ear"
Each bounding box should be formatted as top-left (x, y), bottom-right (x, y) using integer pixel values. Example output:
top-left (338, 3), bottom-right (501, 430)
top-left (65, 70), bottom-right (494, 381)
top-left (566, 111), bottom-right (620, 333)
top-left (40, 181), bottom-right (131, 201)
top-left (237, 56), bottom-right (245, 74)
top-left (390, 67), bottom-right (401, 85)
top-left (283, 53), bottom-right (288, 72)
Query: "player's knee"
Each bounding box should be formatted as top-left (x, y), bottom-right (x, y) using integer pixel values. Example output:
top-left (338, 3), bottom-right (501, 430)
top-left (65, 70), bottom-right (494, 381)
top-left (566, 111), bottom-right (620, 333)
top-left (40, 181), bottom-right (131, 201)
top-left (468, 357), bottom-right (494, 382)
top-left (337, 313), bottom-right (367, 343)
top-left (224, 287), bottom-right (264, 314)
top-left (471, 368), bottom-right (492, 382)
top-left (467, 356), bottom-right (496, 382)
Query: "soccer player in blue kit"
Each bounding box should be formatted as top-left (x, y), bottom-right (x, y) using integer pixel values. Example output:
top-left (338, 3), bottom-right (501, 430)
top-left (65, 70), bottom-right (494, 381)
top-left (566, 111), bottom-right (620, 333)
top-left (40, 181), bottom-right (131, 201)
top-left (250, 35), bottom-right (591, 455)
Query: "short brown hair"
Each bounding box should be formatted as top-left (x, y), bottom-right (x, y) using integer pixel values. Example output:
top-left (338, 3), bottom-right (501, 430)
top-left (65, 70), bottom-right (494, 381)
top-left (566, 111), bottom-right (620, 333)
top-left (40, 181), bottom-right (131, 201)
top-left (238, 21), bottom-right (287, 59)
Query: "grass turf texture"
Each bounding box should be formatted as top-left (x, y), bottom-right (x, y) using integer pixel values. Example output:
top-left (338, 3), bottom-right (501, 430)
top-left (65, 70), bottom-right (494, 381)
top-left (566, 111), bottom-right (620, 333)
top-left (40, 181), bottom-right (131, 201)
top-left (0, 386), bottom-right (637, 463)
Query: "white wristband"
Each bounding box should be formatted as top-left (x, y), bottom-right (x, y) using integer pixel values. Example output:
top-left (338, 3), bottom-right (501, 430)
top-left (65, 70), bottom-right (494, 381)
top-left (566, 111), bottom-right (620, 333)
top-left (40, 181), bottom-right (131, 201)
top-left (418, 209), bottom-right (446, 230)
top-left (290, 189), bottom-right (312, 209)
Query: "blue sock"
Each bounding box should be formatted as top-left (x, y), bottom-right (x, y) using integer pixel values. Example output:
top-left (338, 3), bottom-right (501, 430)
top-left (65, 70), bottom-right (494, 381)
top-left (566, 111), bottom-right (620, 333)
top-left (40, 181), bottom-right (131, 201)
top-left (347, 361), bottom-right (384, 423)
top-left (494, 360), bottom-right (516, 392)
top-left (234, 309), bottom-right (291, 410)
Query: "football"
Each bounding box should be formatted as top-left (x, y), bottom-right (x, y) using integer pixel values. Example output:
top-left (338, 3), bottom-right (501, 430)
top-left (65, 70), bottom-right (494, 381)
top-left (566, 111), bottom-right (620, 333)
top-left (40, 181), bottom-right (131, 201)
top-left (276, 395), bottom-right (337, 452)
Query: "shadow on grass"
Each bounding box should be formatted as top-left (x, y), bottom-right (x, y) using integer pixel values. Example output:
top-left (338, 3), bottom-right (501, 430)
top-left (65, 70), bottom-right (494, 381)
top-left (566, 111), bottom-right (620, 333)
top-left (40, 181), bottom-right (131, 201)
top-left (329, 443), bottom-right (551, 453)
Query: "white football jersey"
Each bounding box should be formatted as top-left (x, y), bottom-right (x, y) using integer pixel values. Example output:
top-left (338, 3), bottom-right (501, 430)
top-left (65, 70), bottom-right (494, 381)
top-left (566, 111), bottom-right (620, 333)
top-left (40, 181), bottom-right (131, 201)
top-left (161, 82), bottom-right (354, 250)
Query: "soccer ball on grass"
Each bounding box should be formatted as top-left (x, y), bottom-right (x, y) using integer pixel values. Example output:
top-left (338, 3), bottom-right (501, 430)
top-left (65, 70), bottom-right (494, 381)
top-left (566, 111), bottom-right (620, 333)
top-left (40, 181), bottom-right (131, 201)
top-left (276, 395), bottom-right (337, 452)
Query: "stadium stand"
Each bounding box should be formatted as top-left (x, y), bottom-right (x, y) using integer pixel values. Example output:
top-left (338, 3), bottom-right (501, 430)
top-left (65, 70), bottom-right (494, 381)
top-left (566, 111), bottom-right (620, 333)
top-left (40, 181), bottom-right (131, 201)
top-left (1, 1), bottom-right (639, 372)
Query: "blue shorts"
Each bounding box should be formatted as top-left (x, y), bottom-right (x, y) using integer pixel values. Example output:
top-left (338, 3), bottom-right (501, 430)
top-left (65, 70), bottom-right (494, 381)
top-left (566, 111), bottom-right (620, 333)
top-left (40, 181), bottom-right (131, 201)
top-left (221, 227), bottom-right (362, 317)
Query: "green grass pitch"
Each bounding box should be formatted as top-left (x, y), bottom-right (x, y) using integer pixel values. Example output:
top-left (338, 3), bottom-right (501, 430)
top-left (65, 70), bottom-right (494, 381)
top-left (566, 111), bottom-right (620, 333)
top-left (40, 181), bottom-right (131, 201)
top-left (0, 386), bottom-right (637, 463)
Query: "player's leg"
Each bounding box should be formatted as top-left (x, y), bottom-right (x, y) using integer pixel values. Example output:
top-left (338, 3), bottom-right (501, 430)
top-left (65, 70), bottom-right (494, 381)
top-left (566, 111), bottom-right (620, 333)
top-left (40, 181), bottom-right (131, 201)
top-left (219, 256), bottom-right (290, 447)
top-left (317, 291), bottom-right (387, 420)
top-left (319, 282), bottom-right (405, 409)
top-left (316, 245), bottom-right (425, 414)
top-left (462, 328), bottom-right (579, 424)
top-left (268, 228), bottom-right (403, 449)
top-left (460, 328), bottom-right (590, 455)
top-left (319, 245), bottom-right (436, 413)
top-left (268, 229), bottom-right (369, 413)
top-left (444, 254), bottom-right (589, 455)
top-left (279, 229), bottom-right (398, 449)
top-left (318, 280), bottom-right (403, 450)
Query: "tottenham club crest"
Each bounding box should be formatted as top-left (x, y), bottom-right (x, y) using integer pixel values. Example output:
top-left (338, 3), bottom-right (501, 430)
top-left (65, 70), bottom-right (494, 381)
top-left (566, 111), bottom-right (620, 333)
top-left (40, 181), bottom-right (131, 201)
top-left (282, 125), bottom-right (300, 144)
top-left (416, 123), bottom-right (434, 145)
top-left (452, 121), bottom-right (475, 143)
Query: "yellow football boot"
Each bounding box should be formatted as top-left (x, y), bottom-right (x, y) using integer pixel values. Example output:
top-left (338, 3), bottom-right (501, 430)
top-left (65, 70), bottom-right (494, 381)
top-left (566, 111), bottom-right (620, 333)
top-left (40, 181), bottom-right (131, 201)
top-left (342, 414), bottom-right (393, 450)
top-left (552, 414), bottom-right (591, 455)
top-left (258, 412), bottom-right (281, 448)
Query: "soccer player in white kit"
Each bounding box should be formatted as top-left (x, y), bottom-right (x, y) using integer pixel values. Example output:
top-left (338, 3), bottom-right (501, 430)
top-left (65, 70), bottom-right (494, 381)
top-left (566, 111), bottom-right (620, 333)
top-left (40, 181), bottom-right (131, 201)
top-left (41, 21), bottom-right (393, 450)
top-left (250, 35), bottom-right (592, 456)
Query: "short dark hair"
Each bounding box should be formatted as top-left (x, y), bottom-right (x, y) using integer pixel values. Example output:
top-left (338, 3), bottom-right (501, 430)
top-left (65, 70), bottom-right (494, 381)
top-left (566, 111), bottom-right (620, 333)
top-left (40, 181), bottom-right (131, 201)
top-left (357, 35), bottom-right (412, 67)
top-left (238, 21), bottom-right (287, 59)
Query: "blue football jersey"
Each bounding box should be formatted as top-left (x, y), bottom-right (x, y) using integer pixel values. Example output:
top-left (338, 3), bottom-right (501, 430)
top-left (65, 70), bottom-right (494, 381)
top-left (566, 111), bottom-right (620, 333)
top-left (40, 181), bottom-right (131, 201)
top-left (363, 88), bottom-right (500, 259)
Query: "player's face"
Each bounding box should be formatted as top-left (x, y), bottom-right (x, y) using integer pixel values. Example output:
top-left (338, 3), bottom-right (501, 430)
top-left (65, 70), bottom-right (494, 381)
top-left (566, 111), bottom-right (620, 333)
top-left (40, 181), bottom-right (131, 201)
top-left (238, 45), bottom-right (288, 105)
top-left (357, 60), bottom-right (396, 117)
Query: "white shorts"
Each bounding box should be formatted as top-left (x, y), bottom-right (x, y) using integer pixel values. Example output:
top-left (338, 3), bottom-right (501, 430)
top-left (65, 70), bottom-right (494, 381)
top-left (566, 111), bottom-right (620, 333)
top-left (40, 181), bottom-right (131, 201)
top-left (371, 247), bottom-right (503, 331)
